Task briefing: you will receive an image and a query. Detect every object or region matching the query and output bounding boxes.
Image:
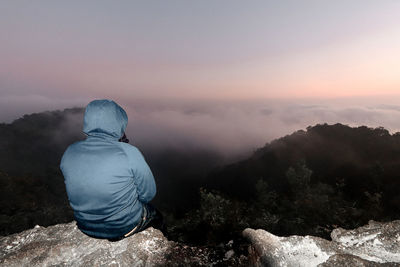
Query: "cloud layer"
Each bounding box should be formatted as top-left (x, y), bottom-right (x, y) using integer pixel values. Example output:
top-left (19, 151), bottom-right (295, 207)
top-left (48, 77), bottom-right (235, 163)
top-left (105, 99), bottom-right (400, 158)
top-left (6, 98), bottom-right (400, 161)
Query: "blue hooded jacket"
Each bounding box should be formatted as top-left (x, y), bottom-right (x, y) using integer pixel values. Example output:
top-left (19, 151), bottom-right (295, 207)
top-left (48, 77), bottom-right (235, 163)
top-left (60, 99), bottom-right (156, 239)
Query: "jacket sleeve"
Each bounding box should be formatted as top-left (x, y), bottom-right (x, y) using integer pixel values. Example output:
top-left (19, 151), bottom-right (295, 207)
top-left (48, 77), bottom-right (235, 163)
top-left (125, 145), bottom-right (156, 203)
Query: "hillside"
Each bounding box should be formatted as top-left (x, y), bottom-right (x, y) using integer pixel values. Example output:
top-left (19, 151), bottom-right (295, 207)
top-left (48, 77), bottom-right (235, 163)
top-left (208, 123), bottom-right (400, 200)
top-left (1, 109), bottom-right (400, 247)
top-left (193, 123), bottom-right (400, 242)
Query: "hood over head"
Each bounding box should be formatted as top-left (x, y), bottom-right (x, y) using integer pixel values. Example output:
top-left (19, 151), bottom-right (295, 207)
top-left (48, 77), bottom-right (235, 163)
top-left (83, 99), bottom-right (128, 139)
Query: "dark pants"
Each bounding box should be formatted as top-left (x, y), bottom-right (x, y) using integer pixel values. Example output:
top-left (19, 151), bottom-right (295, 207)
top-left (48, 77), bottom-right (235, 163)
top-left (130, 203), bottom-right (165, 235)
top-left (108, 203), bottom-right (165, 241)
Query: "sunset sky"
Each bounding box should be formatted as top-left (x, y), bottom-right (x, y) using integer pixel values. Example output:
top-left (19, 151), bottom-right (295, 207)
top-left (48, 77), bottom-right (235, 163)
top-left (1, 1), bottom-right (400, 154)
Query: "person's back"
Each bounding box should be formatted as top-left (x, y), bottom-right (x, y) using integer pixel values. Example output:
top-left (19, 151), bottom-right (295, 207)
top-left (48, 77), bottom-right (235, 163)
top-left (60, 99), bottom-right (158, 239)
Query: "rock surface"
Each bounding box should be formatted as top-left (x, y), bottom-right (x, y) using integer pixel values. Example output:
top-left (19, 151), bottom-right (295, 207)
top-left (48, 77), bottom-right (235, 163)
top-left (0, 221), bottom-right (247, 266)
top-left (2, 220), bottom-right (400, 266)
top-left (243, 220), bottom-right (400, 267)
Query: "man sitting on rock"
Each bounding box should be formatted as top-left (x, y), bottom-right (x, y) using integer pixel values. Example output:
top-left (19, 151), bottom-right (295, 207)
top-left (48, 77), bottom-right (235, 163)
top-left (60, 99), bottom-right (163, 241)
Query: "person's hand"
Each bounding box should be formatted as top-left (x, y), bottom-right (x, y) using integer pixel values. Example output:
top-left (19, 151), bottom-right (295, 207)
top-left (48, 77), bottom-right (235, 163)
top-left (119, 133), bottom-right (129, 143)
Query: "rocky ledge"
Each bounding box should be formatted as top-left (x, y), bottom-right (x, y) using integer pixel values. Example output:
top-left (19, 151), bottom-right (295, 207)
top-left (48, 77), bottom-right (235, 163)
top-left (243, 220), bottom-right (400, 266)
top-left (1, 220), bottom-right (400, 266)
top-left (0, 222), bottom-right (247, 266)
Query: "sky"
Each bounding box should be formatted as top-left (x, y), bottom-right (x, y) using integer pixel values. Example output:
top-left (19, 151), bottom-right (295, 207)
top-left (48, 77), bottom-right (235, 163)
top-left (1, 1), bottom-right (400, 155)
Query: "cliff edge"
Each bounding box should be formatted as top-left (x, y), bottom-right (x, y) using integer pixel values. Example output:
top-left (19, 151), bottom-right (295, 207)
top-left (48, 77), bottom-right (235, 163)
top-left (243, 220), bottom-right (400, 266)
top-left (1, 220), bottom-right (400, 266)
top-left (0, 221), bottom-right (247, 266)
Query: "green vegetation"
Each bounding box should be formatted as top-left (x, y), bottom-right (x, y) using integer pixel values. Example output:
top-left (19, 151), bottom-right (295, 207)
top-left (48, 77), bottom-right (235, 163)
top-left (167, 160), bottom-right (385, 244)
top-left (0, 170), bottom-right (73, 235)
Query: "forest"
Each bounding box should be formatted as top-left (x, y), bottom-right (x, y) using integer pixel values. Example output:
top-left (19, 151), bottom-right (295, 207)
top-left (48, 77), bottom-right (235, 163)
top-left (0, 108), bottom-right (399, 246)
